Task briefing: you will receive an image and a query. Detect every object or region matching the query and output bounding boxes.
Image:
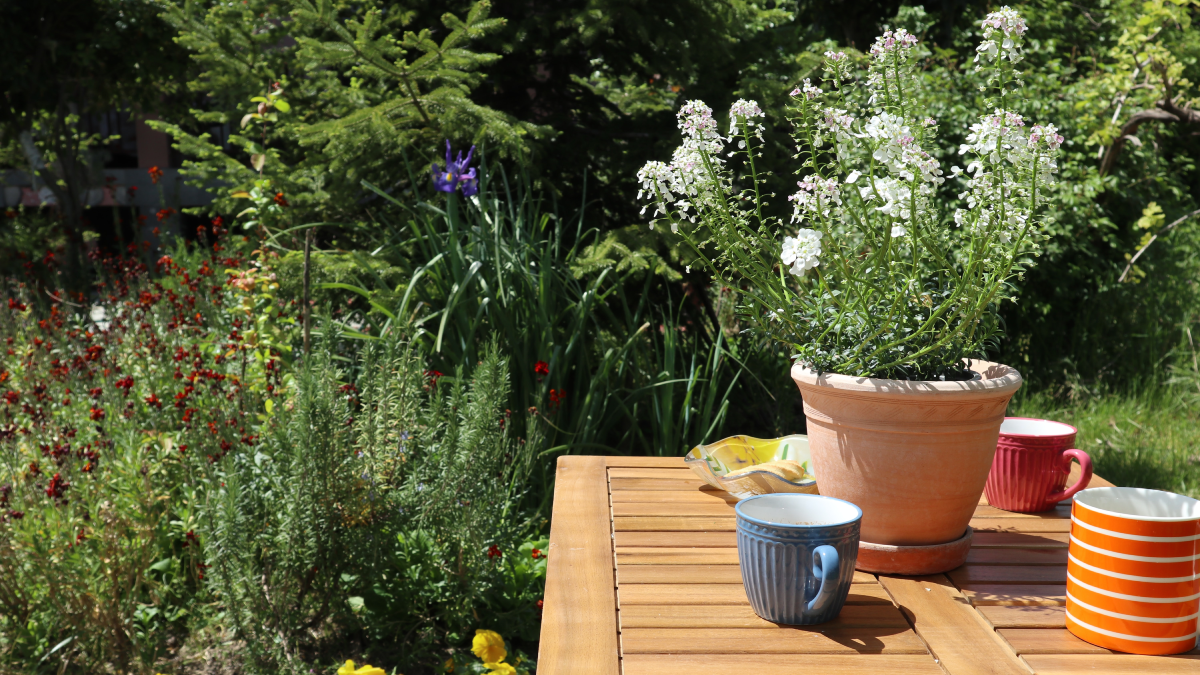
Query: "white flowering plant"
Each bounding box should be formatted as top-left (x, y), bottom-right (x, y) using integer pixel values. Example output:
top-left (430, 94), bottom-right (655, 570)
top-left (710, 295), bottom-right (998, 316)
top-left (636, 7), bottom-right (1062, 380)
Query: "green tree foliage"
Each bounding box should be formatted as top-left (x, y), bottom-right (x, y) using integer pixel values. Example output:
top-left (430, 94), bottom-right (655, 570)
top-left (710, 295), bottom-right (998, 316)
top-left (152, 0), bottom-right (547, 224)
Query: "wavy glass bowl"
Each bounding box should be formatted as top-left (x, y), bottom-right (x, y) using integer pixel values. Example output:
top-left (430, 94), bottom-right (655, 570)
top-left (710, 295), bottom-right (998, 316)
top-left (684, 434), bottom-right (818, 500)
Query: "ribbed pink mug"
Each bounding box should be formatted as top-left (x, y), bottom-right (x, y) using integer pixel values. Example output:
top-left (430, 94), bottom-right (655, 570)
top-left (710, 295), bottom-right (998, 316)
top-left (985, 417), bottom-right (1093, 513)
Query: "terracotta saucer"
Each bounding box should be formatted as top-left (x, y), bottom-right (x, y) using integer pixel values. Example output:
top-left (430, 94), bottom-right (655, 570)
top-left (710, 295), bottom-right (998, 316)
top-left (855, 527), bottom-right (973, 575)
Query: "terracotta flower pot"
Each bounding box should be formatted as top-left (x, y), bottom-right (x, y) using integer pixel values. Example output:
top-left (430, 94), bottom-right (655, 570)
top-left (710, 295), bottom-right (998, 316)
top-left (791, 360), bottom-right (1022, 549)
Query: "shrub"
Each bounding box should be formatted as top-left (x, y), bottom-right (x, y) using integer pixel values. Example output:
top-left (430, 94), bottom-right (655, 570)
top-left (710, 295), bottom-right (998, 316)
top-left (200, 333), bottom-right (540, 672)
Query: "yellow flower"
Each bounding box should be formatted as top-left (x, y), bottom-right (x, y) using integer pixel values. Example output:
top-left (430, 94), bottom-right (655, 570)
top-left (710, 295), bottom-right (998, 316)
top-left (336, 660), bottom-right (386, 675)
top-left (443, 658), bottom-right (455, 673)
top-left (471, 630), bottom-right (506, 663)
top-left (484, 663), bottom-right (516, 675)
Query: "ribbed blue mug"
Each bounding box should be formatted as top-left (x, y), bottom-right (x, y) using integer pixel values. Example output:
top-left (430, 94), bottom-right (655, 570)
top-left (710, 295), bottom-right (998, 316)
top-left (735, 493), bottom-right (862, 625)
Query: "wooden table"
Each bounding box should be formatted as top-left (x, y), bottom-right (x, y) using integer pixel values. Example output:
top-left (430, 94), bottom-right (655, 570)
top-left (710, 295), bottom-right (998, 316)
top-left (537, 456), bottom-right (1200, 674)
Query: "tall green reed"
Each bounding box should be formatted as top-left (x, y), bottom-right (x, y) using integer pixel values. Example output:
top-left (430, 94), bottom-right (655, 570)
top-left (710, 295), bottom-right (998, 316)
top-left (320, 165), bottom-right (750, 489)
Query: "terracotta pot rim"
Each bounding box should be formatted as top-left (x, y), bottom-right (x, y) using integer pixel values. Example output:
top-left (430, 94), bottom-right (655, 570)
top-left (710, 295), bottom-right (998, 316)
top-left (791, 358), bottom-right (1022, 396)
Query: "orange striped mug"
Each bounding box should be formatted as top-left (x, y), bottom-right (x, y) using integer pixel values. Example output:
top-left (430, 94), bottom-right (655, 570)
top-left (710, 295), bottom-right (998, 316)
top-left (1067, 487), bottom-right (1200, 655)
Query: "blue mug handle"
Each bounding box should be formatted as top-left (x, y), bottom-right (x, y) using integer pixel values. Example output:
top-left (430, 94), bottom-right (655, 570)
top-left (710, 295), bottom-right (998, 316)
top-left (806, 545), bottom-right (841, 614)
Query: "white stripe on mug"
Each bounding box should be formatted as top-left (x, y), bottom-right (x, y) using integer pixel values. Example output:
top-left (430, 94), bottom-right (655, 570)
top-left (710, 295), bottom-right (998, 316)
top-left (1071, 516), bottom-right (1200, 543)
top-left (1068, 572), bottom-right (1200, 603)
top-left (1069, 533), bottom-right (1200, 563)
top-left (1067, 591), bottom-right (1200, 623)
top-left (1069, 553), bottom-right (1200, 583)
top-left (1066, 611), bottom-right (1200, 643)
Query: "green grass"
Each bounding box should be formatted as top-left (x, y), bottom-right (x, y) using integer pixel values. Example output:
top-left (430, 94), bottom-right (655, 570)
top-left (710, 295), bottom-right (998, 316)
top-left (1009, 386), bottom-right (1200, 498)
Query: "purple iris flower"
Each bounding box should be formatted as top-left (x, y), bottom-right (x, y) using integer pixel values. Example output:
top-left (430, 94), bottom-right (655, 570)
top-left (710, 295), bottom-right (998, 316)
top-left (431, 141), bottom-right (479, 196)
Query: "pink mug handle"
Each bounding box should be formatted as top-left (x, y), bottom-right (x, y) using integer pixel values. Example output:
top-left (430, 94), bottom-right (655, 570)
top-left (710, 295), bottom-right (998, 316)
top-left (1047, 448), bottom-right (1093, 503)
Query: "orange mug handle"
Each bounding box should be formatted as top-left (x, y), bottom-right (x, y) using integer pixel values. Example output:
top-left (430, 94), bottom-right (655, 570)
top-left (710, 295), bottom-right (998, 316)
top-left (1047, 448), bottom-right (1093, 503)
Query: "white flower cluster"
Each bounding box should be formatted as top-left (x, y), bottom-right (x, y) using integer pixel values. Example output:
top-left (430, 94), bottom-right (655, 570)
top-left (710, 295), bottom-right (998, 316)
top-left (976, 6), bottom-right (1027, 66)
top-left (869, 28), bottom-right (919, 58)
top-left (788, 176), bottom-right (841, 223)
top-left (959, 109), bottom-right (1026, 168)
top-left (729, 99), bottom-right (765, 144)
top-left (637, 98), bottom-right (772, 231)
top-left (859, 177), bottom-right (914, 221)
top-left (854, 112), bottom-right (945, 223)
top-left (1029, 124), bottom-right (1064, 151)
top-left (817, 107), bottom-right (856, 148)
top-left (791, 78), bottom-right (823, 100)
top-left (781, 229), bottom-right (824, 276)
top-left (823, 50), bottom-right (852, 80)
top-left (865, 29), bottom-right (920, 103)
top-left (954, 108), bottom-right (1059, 243)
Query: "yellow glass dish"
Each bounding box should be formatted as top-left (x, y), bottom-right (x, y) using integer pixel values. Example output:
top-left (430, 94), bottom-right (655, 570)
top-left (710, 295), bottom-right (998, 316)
top-left (684, 434), bottom-right (818, 499)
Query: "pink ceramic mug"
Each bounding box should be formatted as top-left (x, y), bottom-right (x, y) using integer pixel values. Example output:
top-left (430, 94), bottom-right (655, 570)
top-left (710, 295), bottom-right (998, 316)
top-left (985, 417), bottom-right (1093, 513)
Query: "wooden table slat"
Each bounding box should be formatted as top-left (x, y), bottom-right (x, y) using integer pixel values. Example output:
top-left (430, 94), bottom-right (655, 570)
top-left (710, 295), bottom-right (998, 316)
top-left (978, 605), bottom-right (1065, 629)
top-left (617, 583), bottom-right (895, 606)
top-left (620, 627), bottom-right (930, 654)
top-left (612, 502), bottom-right (740, 517)
top-left (622, 654), bottom-right (946, 675)
top-left (1000, 628), bottom-right (1200, 656)
top-left (1023, 654), bottom-right (1200, 674)
top-left (971, 532), bottom-right (1070, 548)
top-left (973, 504), bottom-right (1071, 519)
top-left (615, 561), bottom-right (876, 584)
top-left (961, 584), bottom-right (1066, 606)
top-left (609, 489), bottom-right (735, 504)
top-left (969, 518), bottom-right (1072, 532)
top-left (998, 629), bottom-right (1112, 655)
top-left (877, 575), bottom-right (1031, 675)
top-left (614, 531), bottom-right (736, 548)
top-left (618, 604), bottom-right (909, 629)
top-left (609, 477), bottom-right (707, 491)
top-left (607, 468), bottom-right (699, 480)
top-left (537, 456), bottom-right (620, 675)
top-left (965, 547), bottom-right (1069, 565)
top-left (614, 516), bottom-right (736, 531)
top-left (947, 564), bottom-right (1067, 585)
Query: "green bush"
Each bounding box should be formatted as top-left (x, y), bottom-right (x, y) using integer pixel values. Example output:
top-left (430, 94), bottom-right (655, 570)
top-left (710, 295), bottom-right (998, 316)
top-left (200, 332), bottom-right (543, 672)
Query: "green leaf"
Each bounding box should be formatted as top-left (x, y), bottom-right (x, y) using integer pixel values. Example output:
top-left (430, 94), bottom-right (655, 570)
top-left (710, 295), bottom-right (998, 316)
top-left (149, 558), bottom-right (173, 572)
top-left (273, 100), bottom-right (291, 113)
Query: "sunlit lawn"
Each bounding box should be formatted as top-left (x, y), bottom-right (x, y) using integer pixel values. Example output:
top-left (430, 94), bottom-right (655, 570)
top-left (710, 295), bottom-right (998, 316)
top-left (1011, 386), bottom-right (1200, 498)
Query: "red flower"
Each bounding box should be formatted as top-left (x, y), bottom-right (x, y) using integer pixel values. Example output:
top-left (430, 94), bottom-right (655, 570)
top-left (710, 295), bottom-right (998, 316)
top-left (156, 208), bottom-right (176, 222)
top-left (273, 192), bottom-right (289, 207)
top-left (531, 548), bottom-right (543, 559)
top-left (145, 393), bottom-right (162, 408)
top-left (487, 544), bottom-right (502, 559)
top-left (2, 391), bottom-right (17, 405)
top-left (148, 166), bottom-right (164, 184)
top-left (89, 407), bottom-right (105, 421)
top-left (28, 462), bottom-right (40, 476)
top-left (46, 472), bottom-right (69, 499)
top-left (535, 599), bottom-right (544, 611)
top-left (534, 360), bottom-right (549, 376)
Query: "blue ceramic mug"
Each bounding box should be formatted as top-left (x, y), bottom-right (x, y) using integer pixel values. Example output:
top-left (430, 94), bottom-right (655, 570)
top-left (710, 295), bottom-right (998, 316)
top-left (735, 493), bottom-right (862, 625)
